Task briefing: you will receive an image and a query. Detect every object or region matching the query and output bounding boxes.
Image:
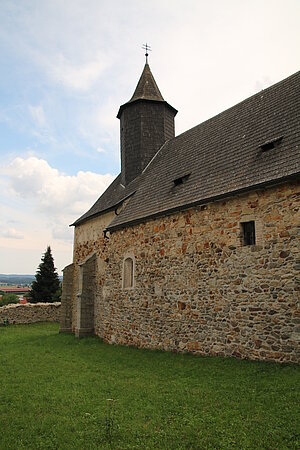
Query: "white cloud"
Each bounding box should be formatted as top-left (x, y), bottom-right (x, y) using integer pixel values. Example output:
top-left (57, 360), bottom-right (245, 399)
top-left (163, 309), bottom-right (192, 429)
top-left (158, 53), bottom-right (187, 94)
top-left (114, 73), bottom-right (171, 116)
top-left (2, 156), bottom-right (115, 235)
top-left (0, 227), bottom-right (24, 240)
top-left (28, 105), bottom-right (47, 128)
top-left (52, 224), bottom-right (73, 242)
top-left (78, 98), bottom-right (120, 159)
top-left (0, 154), bottom-right (116, 272)
top-left (41, 52), bottom-right (109, 91)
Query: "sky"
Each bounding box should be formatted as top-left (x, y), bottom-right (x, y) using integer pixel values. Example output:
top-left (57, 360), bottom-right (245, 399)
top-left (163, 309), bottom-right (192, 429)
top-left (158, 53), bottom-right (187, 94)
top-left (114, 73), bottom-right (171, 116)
top-left (0, 0), bottom-right (299, 275)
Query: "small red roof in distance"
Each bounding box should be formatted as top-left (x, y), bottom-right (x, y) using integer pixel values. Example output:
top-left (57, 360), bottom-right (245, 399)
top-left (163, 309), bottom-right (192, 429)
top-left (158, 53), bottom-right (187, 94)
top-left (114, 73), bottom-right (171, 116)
top-left (0, 287), bottom-right (31, 293)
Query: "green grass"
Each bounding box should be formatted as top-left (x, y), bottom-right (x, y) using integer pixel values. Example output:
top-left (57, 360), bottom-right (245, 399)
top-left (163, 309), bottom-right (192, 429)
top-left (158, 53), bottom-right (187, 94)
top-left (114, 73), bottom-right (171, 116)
top-left (0, 323), bottom-right (299, 449)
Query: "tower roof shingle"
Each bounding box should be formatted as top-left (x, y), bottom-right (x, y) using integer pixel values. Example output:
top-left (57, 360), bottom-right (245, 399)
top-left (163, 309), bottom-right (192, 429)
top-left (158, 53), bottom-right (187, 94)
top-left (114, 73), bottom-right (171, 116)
top-left (129, 63), bottom-right (164, 102)
top-left (117, 63), bottom-right (177, 119)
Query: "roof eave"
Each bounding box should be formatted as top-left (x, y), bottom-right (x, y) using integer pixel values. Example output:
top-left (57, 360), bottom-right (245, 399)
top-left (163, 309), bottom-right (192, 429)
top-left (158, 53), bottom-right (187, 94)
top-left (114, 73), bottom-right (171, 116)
top-left (117, 98), bottom-right (178, 119)
top-left (106, 173), bottom-right (300, 233)
top-left (70, 190), bottom-right (136, 227)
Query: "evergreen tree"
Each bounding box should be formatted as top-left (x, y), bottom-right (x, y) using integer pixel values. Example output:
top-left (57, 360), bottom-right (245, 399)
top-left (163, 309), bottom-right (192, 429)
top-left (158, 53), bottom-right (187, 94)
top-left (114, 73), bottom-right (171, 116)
top-left (30, 246), bottom-right (60, 303)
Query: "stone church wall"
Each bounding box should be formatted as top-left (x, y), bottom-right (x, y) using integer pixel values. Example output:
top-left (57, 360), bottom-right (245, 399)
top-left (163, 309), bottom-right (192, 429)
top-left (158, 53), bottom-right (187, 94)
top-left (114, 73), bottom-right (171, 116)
top-left (59, 263), bottom-right (74, 332)
top-left (72, 180), bottom-right (299, 363)
top-left (71, 210), bottom-right (115, 333)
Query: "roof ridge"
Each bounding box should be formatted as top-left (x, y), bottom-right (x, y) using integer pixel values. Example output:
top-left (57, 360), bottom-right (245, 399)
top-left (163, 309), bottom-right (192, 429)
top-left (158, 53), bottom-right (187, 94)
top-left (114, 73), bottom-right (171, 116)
top-left (175, 70), bottom-right (300, 142)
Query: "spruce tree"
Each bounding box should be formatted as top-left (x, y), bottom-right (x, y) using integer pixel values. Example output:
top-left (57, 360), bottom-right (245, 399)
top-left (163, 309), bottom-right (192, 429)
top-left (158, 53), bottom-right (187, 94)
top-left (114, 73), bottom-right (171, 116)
top-left (30, 246), bottom-right (60, 303)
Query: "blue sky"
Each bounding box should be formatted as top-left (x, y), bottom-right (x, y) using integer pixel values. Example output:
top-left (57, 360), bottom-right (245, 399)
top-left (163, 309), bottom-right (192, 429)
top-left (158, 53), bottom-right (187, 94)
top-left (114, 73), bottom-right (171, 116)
top-left (0, 0), bottom-right (299, 274)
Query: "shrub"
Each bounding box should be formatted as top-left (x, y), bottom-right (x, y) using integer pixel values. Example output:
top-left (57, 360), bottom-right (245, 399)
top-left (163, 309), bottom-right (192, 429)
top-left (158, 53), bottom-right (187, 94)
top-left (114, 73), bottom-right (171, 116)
top-left (0, 293), bottom-right (19, 306)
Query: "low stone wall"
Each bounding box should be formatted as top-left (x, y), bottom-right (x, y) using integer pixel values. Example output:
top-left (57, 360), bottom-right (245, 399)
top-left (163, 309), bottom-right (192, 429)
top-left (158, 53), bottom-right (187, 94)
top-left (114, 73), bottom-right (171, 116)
top-left (0, 302), bottom-right (61, 325)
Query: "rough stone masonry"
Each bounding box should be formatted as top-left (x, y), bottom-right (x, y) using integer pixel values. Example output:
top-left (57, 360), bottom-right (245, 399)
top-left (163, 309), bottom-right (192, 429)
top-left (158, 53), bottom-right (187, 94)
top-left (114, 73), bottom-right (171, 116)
top-left (0, 302), bottom-right (61, 325)
top-left (64, 180), bottom-right (300, 363)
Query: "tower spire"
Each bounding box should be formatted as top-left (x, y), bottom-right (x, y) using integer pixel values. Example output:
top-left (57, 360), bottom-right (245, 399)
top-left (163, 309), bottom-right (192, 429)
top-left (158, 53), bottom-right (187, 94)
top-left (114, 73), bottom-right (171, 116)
top-left (142, 43), bottom-right (151, 64)
top-left (117, 56), bottom-right (177, 186)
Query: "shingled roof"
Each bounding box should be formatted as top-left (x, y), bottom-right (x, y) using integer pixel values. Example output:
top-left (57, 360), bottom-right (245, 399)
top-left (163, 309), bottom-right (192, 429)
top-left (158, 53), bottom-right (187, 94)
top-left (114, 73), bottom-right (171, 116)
top-left (117, 63), bottom-right (177, 118)
top-left (73, 70), bottom-right (300, 229)
top-left (129, 63), bottom-right (164, 102)
top-left (72, 173), bottom-right (139, 225)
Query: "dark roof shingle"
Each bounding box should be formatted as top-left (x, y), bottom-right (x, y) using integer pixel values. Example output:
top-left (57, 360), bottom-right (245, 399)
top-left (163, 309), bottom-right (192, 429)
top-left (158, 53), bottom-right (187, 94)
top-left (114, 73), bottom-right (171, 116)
top-left (129, 63), bottom-right (164, 102)
top-left (74, 71), bottom-right (300, 229)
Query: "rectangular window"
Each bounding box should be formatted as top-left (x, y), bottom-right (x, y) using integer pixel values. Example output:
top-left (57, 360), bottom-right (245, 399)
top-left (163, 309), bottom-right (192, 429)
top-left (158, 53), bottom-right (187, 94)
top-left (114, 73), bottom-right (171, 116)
top-left (241, 221), bottom-right (256, 246)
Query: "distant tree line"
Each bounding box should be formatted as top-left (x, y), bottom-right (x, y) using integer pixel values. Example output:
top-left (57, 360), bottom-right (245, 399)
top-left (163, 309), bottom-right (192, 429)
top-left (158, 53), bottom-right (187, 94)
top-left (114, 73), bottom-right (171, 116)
top-left (0, 275), bottom-right (35, 285)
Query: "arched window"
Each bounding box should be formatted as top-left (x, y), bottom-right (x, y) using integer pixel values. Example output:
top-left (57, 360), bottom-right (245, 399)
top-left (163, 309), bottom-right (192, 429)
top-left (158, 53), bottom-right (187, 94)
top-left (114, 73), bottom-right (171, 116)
top-left (123, 257), bottom-right (134, 289)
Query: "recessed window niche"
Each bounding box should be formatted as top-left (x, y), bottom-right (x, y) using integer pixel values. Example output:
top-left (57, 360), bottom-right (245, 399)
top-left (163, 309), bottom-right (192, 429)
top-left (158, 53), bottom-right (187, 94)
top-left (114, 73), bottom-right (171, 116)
top-left (122, 255), bottom-right (135, 289)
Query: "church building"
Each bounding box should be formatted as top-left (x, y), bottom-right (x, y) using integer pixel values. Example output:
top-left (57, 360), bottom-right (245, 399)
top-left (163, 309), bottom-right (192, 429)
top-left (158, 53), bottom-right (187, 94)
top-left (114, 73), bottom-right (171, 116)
top-left (60, 59), bottom-right (300, 363)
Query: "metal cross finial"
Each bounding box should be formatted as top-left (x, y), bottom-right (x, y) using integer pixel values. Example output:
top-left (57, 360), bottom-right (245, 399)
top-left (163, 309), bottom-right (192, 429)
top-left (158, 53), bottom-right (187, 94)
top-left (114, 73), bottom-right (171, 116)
top-left (142, 43), bottom-right (151, 63)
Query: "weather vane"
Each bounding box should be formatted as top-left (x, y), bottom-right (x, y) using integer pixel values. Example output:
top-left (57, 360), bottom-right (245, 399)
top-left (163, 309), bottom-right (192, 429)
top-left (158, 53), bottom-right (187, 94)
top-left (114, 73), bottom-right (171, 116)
top-left (142, 43), bottom-right (151, 63)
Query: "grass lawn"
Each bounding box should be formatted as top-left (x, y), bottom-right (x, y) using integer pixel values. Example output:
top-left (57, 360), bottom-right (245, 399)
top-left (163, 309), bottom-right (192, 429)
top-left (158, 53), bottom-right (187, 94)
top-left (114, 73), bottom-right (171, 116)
top-left (0, 323), bottom-right (299, 449)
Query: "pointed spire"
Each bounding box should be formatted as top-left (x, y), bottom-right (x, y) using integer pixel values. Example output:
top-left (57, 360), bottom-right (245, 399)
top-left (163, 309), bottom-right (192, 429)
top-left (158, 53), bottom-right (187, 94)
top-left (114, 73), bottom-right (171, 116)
top-left (117, 57), bottom-right (177, 185)
top-left (117, 57), bottom-right (177, 120)
top-left (129, 63), bottom-right (164, 103)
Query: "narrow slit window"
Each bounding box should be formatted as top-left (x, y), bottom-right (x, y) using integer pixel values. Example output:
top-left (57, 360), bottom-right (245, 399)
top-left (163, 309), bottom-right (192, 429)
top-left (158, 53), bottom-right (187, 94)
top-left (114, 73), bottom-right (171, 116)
top-left (241, 221), bottom-right (256, 246)
top-left (123, 257), bottom-right (134, 288)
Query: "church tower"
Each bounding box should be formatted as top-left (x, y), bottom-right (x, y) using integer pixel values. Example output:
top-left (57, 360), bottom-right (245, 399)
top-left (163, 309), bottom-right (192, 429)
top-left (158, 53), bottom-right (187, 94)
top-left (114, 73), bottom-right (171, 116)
top-left (117, 60), bottom-right (177, 186)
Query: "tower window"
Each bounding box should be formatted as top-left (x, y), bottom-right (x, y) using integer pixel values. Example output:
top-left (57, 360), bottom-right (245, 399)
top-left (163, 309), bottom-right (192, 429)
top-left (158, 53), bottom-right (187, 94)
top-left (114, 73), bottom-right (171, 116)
top-left (123, 257), bottom-right (134, 289)
top-left (241, 221), bottom-right (256, 246)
